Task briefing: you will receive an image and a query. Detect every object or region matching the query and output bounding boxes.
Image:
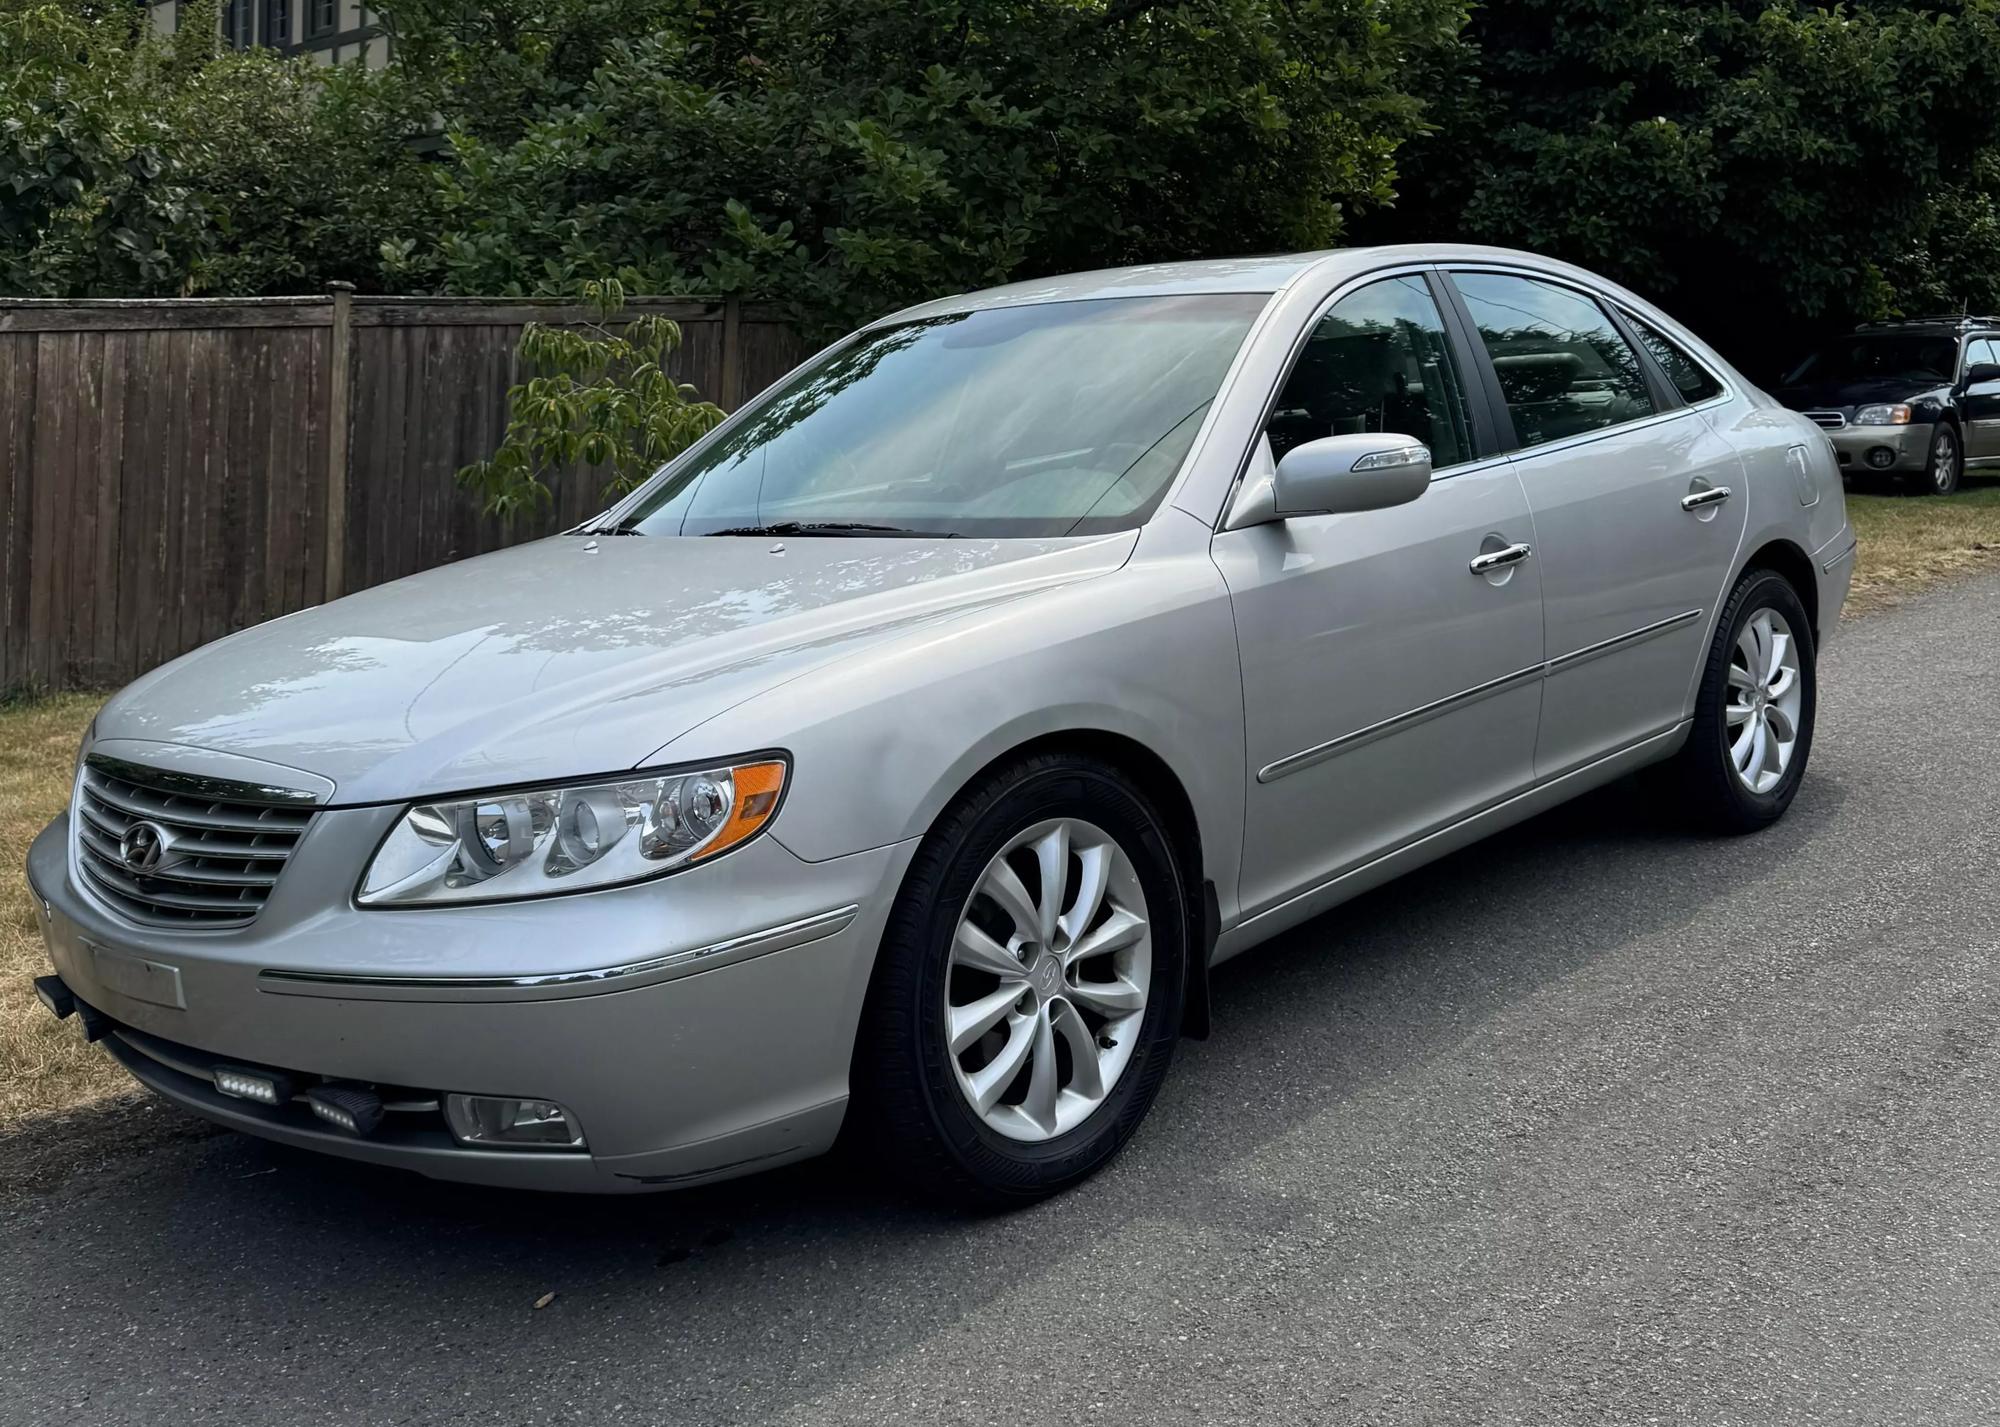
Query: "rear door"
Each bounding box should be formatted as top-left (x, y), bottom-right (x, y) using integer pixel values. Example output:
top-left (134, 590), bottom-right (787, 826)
top-left (1442, 268), bottom-right (1747, 780)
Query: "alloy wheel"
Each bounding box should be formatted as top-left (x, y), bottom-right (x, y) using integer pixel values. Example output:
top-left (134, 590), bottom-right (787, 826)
top-left (1725, 607), bottom-right (1803, 795)
top-left (1931, 428), bottom-right (1959, 492)
top-left (945, 818), bottom-right (1152, 1143)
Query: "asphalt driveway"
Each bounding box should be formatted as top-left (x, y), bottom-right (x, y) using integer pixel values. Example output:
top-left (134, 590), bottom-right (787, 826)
top-left (2, 572), bottom-right (1996, 1426)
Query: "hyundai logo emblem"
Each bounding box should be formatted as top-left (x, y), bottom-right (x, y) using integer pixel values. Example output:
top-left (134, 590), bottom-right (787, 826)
top-left (119, 820), bottom-right (181, 875)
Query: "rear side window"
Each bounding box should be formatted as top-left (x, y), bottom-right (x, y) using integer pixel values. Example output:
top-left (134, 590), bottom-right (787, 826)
top-left (1626, 311), bottom-right (1725, 404)
top-left (1452, 272), bottom-right (1656, 450)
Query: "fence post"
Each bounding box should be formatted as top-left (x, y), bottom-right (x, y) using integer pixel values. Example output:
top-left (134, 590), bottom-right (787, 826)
top-left (720, 295), bottom-right (743, 410)
top-left (323, 281), bottom-right (355, 603)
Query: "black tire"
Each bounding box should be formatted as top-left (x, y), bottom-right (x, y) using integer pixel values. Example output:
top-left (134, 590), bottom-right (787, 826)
top-left (1916, 421), bottom-right (1962, 496)
top-left (850, 752), bottom-right (1189, 1207)
top-left (1668, 567), bottom-right (1817, 833)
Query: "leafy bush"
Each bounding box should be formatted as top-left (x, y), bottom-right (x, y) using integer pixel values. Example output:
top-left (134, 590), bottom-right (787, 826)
top-left (394, 0), bottom-right (1469, 333)
top-left (457, 279), bottom-right (726, 516)
top-left (1369, 0), bottom-right (2000, 375)
top-left (0, 0), bottom-right (440, 298)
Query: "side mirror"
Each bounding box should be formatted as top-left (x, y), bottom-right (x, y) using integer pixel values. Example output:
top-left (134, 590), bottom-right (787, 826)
top-left (1271, 434), bottom-right (1432, 518)
top-left (1964, 362), bottom-right (2000, 388)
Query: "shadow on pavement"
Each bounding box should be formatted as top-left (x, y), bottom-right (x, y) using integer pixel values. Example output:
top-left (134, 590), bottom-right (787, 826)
top-left (2, 764), bottom-right (1857, 1421)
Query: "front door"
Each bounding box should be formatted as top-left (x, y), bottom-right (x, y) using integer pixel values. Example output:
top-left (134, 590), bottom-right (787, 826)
top-left (1213, 273), bottom-right (1546, 920)
top-left (1959, 335), bottom-right (2000, 462)
top-left (1447, 269), bottom-right (1748, 779)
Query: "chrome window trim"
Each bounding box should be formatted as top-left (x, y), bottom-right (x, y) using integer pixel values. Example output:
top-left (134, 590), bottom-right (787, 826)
top-left (1442, 262), bottom-right (1745, 429)
top-left (256, 905), bottom-right (859, 1003)
top-left (1258, 608), bottom-right (1705, 783)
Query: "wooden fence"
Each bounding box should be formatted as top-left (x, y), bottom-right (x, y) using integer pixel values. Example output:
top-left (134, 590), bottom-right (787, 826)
top-left (0, 292), bottom-right (805, 694)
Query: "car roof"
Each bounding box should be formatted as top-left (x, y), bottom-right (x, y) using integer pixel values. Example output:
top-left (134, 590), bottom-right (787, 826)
top-left (876, 244), bottom-right (1641, 325)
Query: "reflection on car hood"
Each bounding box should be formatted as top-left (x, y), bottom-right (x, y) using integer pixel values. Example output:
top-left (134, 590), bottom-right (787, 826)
top-left (1777, 375), bottom-right (1946, 410)
top-left (97, 533), bottom-right (1136, 802)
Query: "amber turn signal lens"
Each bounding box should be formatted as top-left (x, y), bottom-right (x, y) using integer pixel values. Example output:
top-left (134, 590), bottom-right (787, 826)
top-left (695, 760), bottom-right (788, 861)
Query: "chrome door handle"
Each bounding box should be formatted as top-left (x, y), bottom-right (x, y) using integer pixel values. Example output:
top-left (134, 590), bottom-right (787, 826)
top-left (1681, 485), bottom-right (1732, 511)
top-left (1469, 542), bottom-right (1533, 574)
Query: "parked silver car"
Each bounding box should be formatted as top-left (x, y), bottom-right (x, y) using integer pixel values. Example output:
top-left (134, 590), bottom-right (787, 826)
top-left (28, 246), bottom-right (1855, 1202)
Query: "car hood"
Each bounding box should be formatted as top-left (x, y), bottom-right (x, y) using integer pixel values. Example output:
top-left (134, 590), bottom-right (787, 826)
top-left (95, 532), bottom-right (1136, 803)
top-left (1777, 375), bottom-right (1945, 411)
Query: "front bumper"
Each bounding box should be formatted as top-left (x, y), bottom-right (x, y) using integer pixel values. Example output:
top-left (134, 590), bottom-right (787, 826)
top-left (27, 811), bottom-right (916, 1192)
top-left (1826, 420), bottom-right (1932, 474)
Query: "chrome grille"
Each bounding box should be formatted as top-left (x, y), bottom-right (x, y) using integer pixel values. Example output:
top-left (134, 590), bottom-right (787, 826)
top-left (1804, 410), bottom-right (1847, 430)
top-left (73, 761), bottom-right (316, 927)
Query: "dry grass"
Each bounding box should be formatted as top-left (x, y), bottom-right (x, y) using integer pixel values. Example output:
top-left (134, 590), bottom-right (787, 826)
top-left (1, 485), bottom-right (1998, 1128)
top-left (1844, 476), bottom-right (2000, 615)
top-left (0, 693), bottom-right (129, 1122)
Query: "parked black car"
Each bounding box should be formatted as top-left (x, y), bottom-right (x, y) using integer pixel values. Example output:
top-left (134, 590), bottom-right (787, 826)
top-left (1776, 317), bottom-right (2000, 495)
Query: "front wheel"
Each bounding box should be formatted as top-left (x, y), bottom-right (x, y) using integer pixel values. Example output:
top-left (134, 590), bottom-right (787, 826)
top-left (1668, 568), bottom-right (1817, 833)
top-left (1917, 422), bottom-right (1961, 496)
top-left (851, 753), bottom-right (1188, 1206)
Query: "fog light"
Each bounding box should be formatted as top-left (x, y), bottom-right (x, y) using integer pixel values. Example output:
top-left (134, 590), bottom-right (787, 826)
top-left (33, 976), bottom-right (74, 1020)
top-left (1867, 446), bottom-right (1896, 469)
top-left (213, 1064), bottom-right (295, 1107)
top-left (305, 1084), bottom-right (385, 1137)
top-left (444, 1094), bottom-right (585, 1151)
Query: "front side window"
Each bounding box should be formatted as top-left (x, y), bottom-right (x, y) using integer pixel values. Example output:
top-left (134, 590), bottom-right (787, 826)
top-left (1265, 275), bottom-right (1474, 470)
top-left (1963, 337), bottom-right (2000, 375)
top-left (616, 294), bottom-right (1267, 539)
top-left (1453, 272), bottom-right (1656, 450)
top-left (1626, 312), bottom-right (1724, 404)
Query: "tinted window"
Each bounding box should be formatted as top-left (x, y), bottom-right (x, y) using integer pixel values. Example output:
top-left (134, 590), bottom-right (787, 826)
top-left (1266, 275), bottom-right (1474, 470)
top-left (1785, 333), bottom-right (1956, 386)
top-left (1454, 272), bottom-right (1656, 450)
top-left (617, 294), bottom-right (1266, 539)
top-left (1626, 312), bottom-right (1724, 404)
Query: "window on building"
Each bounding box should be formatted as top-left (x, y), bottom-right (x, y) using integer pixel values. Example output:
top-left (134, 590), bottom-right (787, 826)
top-left (305, 0), bottom-right (338, 40)
top-left (262, 0), bottom-right (292, 46)
top-left (219, 0), bottom-right (251, 48)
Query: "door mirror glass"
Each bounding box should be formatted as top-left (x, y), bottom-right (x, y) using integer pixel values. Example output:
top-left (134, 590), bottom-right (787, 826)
top-left (1272, 434), bottom-right (1432, 517)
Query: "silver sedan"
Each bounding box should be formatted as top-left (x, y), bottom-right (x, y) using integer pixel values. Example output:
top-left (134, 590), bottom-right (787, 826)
top-left (27, 246), bottom-right (1856, 1203)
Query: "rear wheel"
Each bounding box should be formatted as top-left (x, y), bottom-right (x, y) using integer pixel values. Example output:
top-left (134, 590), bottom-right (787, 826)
top-left (1668, 568), bottom-right (1817, 833)
top-left (852, 753), bottom-right (1188, 1206)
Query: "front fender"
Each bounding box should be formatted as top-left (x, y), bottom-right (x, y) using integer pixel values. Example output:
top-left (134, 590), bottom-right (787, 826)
top-left (647, 520), bottom-right (1250, 925)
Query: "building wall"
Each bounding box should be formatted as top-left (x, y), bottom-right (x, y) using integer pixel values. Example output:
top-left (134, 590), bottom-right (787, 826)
top-left (145, 0), bottom-right (392, 67)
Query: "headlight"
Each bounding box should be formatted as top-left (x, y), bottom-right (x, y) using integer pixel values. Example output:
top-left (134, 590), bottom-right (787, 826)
top-left (1854, 403), bottom-right (1913, 426)
top-left (358, 757), bottom-right (787, 906)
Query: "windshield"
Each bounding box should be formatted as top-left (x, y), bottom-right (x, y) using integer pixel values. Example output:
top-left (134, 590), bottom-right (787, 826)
top-left (1785, 332), bottom-right (1957, 387)
top-left (609, 294), bottom-right (1267, 538)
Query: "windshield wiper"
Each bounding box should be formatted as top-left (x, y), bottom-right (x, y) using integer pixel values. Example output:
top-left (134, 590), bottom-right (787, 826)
top-left (703, 521), bottom-right (954, 538)
top-left (576, 517), bottom-right (645, 536)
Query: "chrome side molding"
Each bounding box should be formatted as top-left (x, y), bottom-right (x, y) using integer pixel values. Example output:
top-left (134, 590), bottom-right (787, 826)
top-left (1257, 663), bottom-right (1545, 783)
top-left (258, 905), bottom-right (860, 1003)
top-left (1258, 608), bottom-right (1705, 784)
top-left (1544, 608), bottom-right (1704, 675)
